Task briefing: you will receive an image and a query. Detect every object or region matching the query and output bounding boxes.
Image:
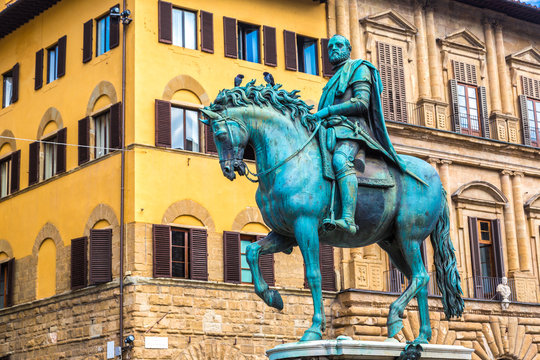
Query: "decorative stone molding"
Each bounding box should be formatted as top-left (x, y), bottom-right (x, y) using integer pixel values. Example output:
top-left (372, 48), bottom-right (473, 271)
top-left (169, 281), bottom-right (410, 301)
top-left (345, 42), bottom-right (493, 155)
top-left (452, 181), bottom-right (508, 207)
top-left (31, 222), bottom-right (67, 295)
top-left (173, 339), bottom-right (247, 360)
top-left (506, 46), bottom-right (540, 73)
top-left (231, 207), bottom-right (268, 232)
top-left (0, 239), bottom-right (13, 258)
top-left (85, 81), bottom-right (118, 116)
top-left (83, 203), bottom-right (119, 236)
top-left (36, 107), bottom-right (63, 140)
top-left (162, 199), bottom-right (215, 232)
top-left (525, 193), bottom-right (540, 215)
top-left (0, 129), bottom-right (16, 153)
top-left (438, 29), bottom-right (486, 55)
top-left (162, 74), bottom-right (210, 106)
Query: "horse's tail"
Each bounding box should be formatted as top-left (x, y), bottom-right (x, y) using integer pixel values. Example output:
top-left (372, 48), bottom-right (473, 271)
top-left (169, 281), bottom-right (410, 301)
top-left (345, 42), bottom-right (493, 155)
top-left (430, 188), bottom-right (464, 319)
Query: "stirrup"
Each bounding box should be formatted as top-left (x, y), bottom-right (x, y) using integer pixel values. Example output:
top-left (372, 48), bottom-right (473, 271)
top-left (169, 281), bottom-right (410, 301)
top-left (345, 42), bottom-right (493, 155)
top-left (335, 218), bottom-right (358, 235)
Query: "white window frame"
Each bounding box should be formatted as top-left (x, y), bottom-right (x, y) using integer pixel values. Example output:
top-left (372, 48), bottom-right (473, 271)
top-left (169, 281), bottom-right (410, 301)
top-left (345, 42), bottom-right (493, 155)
top-left (172, 8), bottom-right (197, 50)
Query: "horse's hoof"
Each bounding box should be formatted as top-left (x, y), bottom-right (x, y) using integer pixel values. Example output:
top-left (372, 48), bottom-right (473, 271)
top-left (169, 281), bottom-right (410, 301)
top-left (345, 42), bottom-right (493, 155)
top-left (387, 319), bottom-right (404, 339)
top-left (300, 328), bottom-right (323, 342)
top-left (264, 289), bottom-right (284, 311)
top-left (413, 336), bottom-right (430, 344)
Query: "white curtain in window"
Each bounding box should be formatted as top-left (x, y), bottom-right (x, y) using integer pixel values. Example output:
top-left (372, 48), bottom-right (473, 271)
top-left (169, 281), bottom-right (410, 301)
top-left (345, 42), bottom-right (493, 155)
top-left (3, 76), bottom-right (12, 107)
top-left (183, 11), bottom-right (196, 50)
top-left (0, 161), bottom-right (8, 197)
top-left (95, 113), bottom-right (111, 158)
top-left (171, 107), bottom-right (185, 149)
top-left (185, 109), bottom-right (199, 152)
top-left (44, 141), bottom-right (57, 180)
top-left (172, 9), bottom-right (184, 47)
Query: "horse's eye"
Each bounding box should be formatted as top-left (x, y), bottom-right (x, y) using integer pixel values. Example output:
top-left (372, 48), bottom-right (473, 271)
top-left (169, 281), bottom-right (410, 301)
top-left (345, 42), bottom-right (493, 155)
top-left (214, 130), bottom-right (228, 141)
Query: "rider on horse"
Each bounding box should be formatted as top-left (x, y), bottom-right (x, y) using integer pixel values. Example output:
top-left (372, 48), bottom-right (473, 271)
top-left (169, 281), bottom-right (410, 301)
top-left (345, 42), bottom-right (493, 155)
top-left (315, 34), bottom-right (407, 235)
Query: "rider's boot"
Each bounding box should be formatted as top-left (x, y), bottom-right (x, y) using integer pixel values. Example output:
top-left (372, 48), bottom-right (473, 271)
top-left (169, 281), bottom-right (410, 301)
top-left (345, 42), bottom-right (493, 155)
top-left (335, 172), bottom-right (358, 235)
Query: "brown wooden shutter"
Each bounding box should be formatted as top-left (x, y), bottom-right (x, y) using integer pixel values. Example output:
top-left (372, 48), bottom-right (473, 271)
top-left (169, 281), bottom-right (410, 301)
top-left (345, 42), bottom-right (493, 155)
top-left (522, 76), bottom-right (540, 99)
top-left (257, 235), bottom-right (275, 286)
top-left (263, 26), bottom-right (277, 67)
top-left (109, 5), bottom-right (120, 49)
top-left (200, 11), bottom-right (214, 53)
top-left (478, 86), bottom-right (490, 138)
top-left (283, 30), bottom-right (297, 71)
top-left (28, 141), bottom-right (40, 185)
top-left (56, 127), bottom-right (67, 174)
top-left (321, 38), bottom-right (335, 77)
top-left (6, 258), bottom-right (14, 307)
top-left (189, 228), bottom-right (208, 281)
top-left (57, 35), bottom-right (67, 78)
top-left (204, 124), bottom-right (218, 154)
top-left (377, 42), bottom-right (407, 122)
top-left (155, 100), bottom-right (171, 147)
top-left (109, 102), bottom-right (122, 149)
top-left (468, 217), bottom-right (483, 298)
top-left (89, 229), bottom-right (112, 284)
top-left (71, 237), bottom-right (88, 289)
top-left (223, 231), bottom-right (241, 283)
top-left (320, 243), bottom-right (336, 291)
top-left (519, 95), bottom-right (531, 146)
top-left (78, 117), bottom-right (90, 164)
top-left (491, 219), bottom-right (504, 278)
top-left (452, 60), bottom-right (477, 85)
top-left (10, 150), bottom-right (20, 193)
top-left (158, 1), bottom-right (173, 44)
top-left (153, 224), bottom-right (171, 277)
top-left (449, 79), bottom-right (461, 133)
top-left (11, 63), bottom-right (19, 103)
top-left (83, 19), bottom-right (93, 63)
top-left (223, 17), bottom-right (237, 58)
top-left (35, 49), bottom-right (43, 90)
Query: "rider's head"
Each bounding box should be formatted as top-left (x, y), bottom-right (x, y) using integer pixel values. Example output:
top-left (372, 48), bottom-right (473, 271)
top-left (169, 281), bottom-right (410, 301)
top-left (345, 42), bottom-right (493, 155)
top-left (328, 35), bottom-right (351, 65)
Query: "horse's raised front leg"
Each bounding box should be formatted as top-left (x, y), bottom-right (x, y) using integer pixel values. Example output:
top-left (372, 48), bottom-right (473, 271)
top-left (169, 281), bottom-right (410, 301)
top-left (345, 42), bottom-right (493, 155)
top-left (295, 216), bottom-right (325, 341)
top-left (246, 231), bottom-right (295, 311)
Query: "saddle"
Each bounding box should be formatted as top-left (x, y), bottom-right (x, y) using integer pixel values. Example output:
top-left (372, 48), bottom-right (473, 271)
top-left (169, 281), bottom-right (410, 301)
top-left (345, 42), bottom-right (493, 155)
top-left (318, 126), bottom-right (395, 188)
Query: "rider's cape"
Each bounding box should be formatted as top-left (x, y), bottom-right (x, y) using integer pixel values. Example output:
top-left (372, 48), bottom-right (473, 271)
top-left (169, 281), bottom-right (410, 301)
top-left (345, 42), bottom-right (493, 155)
top-left (318, 59), bottom-right (406, 173)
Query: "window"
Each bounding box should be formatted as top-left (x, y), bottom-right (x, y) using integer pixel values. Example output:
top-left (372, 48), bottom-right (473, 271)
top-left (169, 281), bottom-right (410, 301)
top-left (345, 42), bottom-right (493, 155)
top-left (71, 229), bottom-right (113, 290)
top-left (95, 111), bottom-right (111, 158)
top-left (526, 98), bottom-right (540, 147)
top-left (96, 15), bottom-right (111, 56)
top-left (457, 83), bottom-right (481, 137)
top-left (0, 261), bottom-right (7, 308)
top-left (240, 235), bottom-right (256, 283)
top-left (28, 129), bottom-right (66, 185)
top-left (47, 44), bottom-right (59, 83)
top-left (237, 22), bottom-right (260, 63)
top-left (153, 225), bottom-right (208, 280)
top-left (2, 70), bottom-right (13, 108)
top-left (43, 134), bottom-right (58, 180)
top-left (172, 8), bottom-right (197, 49)
top-left (171, 106), bottom-right (200, 151)
top-left (377, 42), bottom-right (407, 123)
top-left (297, 35), bottom-right (318, 75)
top-left (477, 220), bottom-right (495, 278)
top-left (0, 156), bottom-right (10, 198)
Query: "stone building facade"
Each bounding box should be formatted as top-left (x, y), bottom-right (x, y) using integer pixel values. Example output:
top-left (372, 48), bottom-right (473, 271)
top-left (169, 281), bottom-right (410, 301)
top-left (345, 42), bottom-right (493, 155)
top-left (0, 0), bottom-right (539, 359)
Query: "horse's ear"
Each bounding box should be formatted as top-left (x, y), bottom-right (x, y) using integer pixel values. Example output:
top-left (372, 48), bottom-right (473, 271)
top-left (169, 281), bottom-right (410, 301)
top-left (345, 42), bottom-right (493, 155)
top-left (200, 108), bottom-right (220, 124)
top-left (199, 116), bottom-right (210, 125)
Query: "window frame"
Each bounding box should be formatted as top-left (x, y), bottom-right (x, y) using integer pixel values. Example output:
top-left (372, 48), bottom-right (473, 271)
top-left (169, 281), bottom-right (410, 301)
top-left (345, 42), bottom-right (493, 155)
top-left (93, 108), bottom-right (111, 159)
top-left (0, 260), bottom-right (7, 309)
top-left (477, 219), bottom-right (496, 279)
top-left (171, 7), bottom-right (198, 50)
top-left (96, 13), bottom-right (111, 57)
top-left (42, 133), bottom-right (58, 181)
top-left (0, 155), bottom-right (11, 198)
top-left (456, 82), bottom-right (481, 137)
top-left (237, 21), bottom-right (260, 63)
top-left (47, 44), bottom-right (59, 84)
top-left (296, 34), bottom-right (319, 76)
top-left (171, 105), bottom-right (201, 152)
top-left (171, 227), bottom-right (190, 279)
top-left (526, 97), bottom-right (540, 147)
top-left (240, 234), bottom-right (256, 284)
top-left (2, 70), bottom-right (13, 108)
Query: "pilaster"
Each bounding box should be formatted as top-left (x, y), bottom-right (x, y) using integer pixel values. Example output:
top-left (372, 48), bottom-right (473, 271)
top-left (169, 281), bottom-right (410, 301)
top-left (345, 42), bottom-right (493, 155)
top-left (483, 19), bottom-right (502, 113)
top-left (500, 170), bottom-right (520, 273)
top-left (336, 0), bottom-right (350, 39)
top-left (494, 22), bottom-right (513, 115)
top-left (348, 0), bottom-right (362, 60)
top-left (327, 0), bottom-right (337, 37)
top-left (425, 5), bottom-right (443, 100)
top-left (417, 98), bottom-right (449, 130)
top-left (413, 3), bottom-right (431, 99)
top-left (512, 172), bottom-right (532, 273)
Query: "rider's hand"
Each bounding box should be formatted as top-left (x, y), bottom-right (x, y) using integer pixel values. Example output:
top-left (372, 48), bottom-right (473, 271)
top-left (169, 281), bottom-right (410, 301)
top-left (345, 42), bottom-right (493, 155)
top-left (314, 108), bottom-right (330, 120)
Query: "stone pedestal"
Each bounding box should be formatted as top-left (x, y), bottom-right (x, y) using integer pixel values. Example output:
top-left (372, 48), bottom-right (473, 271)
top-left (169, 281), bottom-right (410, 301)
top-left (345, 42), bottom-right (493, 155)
top-left (266, 339), bottom-right (473, 360)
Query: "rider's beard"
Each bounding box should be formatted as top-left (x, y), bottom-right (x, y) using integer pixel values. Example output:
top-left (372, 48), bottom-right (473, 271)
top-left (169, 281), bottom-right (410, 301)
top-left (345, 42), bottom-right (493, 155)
top-left (329, 51), bottom-right (350, 66)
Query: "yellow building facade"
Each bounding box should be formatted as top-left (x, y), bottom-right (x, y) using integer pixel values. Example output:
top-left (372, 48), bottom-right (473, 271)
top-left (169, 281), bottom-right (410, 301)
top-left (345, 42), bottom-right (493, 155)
top-left (0, 0), bottom-right (539, 359)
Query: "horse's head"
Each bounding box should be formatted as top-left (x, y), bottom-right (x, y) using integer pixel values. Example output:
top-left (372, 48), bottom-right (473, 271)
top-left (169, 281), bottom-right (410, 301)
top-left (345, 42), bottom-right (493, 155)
top-left (200, 107), bottom-right (249, 181)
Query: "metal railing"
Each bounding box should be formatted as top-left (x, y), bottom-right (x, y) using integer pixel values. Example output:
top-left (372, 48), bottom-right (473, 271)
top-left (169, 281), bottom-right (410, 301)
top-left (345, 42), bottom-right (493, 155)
top-left (384, 269), bottom-right (440, 296)
top-left (381, 97), bottom-right (422, 126)
top-left (466, 276), bottom-right (517, 302)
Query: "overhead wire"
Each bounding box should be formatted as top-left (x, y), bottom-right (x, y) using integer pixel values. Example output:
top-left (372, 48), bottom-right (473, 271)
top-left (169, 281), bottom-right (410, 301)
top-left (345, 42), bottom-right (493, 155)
top-left (0, 135), bottom-right (134, 152)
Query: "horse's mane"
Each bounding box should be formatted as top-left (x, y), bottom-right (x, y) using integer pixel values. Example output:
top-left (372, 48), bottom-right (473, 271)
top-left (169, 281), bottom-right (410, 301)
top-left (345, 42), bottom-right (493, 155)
top-left (208, 80), bottom-right (318, 131)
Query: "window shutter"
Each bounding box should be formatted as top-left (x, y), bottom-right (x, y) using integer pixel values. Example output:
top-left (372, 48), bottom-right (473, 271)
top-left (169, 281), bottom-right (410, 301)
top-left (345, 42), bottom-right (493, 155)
top-left (263, 26), bottom-right (277, 67)
top-left (6, 258), bottom-right (14, 307)
top-left (10, 150), bottom-right (20, 193)
top-left (519, 95), bottom-right (531, 146)
top-left (223, 231), bottom-right (241, 283)
top-left (109, 102), bottom-right (122, 149)
top-left (223, 17), bottom-right (237, 58)
top-left (321, 38), bottom-right (335, 77)
top-left (378, 43), bottom-right (390, 120)
top-left (155, 100), bottom-right (171, 147)
top-left (320, 243), bottom-right (336, 291)
top-left (449, 79), bottom-right (461, 133)
top-left (491, 219), bottom-right (504, 278)
top-left (89, 229), bottom-right (112, 284)
top-left (204, 124), bottom-right (218, 154)
top-left (522, 76), bottom-right (540, 99)
top-left (78, 117), bottom-right (90, 165)
top-left (468, 217), bottom-right (483, 298)
top-left (28, 141), bottom-right (40, 185)
top-left (478, 86), bottom-right (490, 138)
top-left (83, 19), bottom-right (93, 63)
top-left (35, 49), bottom-right (43, 90)
top-left (283, 30), bottom-right (297, 71)
top-left (109, 4), bottom-right (120, 49)
top-left (377, 42), bottom-right (407, 122)
top-left (11, 63), bottom-right (19, 103)
top-left (71, 237), bottom-right (88, 289)
top-left (453, 60), bottom-right (477, 85)
top-left (57, 35), bottom-right (67, 78)
top-left (257, 235), bottom-right (275, 286)
top-left (158, 1), bottom-right (173, 44)
top-left (56, 127), bottom-right (67, 174)
top-left (189, 228), bottom-right (208, 281)
top-left (200, 11), bottom-right (214, 53)
top-left (153, 224), bottom-right (171, 277)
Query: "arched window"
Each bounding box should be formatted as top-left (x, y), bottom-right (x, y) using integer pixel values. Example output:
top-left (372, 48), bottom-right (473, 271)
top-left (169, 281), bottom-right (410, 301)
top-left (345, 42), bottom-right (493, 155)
top-left (37, 238), bottom-right (56, 299)
top-left (0, 132), bottom-right (20, 197)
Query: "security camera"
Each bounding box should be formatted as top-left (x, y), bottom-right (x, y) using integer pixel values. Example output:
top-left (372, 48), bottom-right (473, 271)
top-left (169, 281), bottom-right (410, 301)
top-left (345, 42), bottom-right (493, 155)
top-left (124, 335), bottom-right (135, 344)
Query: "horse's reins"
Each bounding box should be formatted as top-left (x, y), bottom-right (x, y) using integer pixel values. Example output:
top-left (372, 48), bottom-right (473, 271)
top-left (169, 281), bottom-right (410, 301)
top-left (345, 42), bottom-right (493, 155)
top-left (214, 112), bottom-right (322, 183)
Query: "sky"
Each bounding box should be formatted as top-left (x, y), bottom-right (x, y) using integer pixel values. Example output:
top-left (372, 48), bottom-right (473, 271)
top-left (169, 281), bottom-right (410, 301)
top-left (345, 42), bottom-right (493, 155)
top-left (521, 0), bottom-right (540, 6)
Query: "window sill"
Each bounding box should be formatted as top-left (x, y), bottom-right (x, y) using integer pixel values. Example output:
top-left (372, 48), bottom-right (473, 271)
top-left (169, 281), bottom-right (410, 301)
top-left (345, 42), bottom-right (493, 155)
top-left (43, 80), bottom-right (59, 93)
top-left (235, 60), bottom-right (264, 71)
top-left (93, 52), bottom-right (112, 66)
top-left (0, 104), bottom-right (14, 118)
top-left (296, 71), bottom-right (324, 84)
top-left (168, 46), bottom-right (201, 58)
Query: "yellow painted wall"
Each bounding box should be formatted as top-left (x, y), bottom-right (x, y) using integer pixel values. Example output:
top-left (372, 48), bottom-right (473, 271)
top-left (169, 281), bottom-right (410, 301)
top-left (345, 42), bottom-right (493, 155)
top-left (36, 238), bottom-right (56, 299)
